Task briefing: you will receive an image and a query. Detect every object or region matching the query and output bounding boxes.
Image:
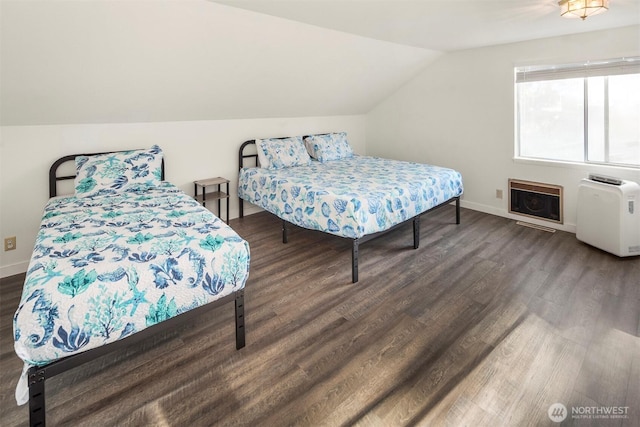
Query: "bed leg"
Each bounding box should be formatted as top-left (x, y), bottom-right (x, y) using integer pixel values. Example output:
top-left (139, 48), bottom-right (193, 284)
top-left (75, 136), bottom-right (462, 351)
top-left (235, 290), bottom-right (245, 350)
top-left (282, 220), bottom-right (288, 244)
top-left (28, 366), bottom-right (46, 427)
top-left (456, 197), bottom-right (461, 224)
top-left (352, 239), bottom-right (359, 283)
top-left (239, 198), bottom-right (244, 219)
top-left (413, 215), bottom-right (420, 249)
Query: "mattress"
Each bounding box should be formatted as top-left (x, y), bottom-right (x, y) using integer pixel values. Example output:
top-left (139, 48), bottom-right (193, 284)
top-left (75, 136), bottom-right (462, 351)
top-left (13, 182), bottom-right (250, 403)
top-left (238, 155), bottom-right (463, 238)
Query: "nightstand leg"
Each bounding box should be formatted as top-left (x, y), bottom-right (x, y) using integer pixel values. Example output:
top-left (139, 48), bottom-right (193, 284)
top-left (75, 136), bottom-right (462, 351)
top-left (226, 182), bottom-right (230, 224)
top-left (217, 184), bottom-right (221, 220)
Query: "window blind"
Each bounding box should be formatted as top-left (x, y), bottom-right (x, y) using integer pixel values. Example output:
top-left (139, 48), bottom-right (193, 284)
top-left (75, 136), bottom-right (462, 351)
top-left (515, 56), bottom-right (640, 83)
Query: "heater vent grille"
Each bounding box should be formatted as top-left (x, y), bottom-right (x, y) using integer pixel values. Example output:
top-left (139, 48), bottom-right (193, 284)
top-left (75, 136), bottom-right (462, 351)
top-left (509, 179), bottom-right (563, 224)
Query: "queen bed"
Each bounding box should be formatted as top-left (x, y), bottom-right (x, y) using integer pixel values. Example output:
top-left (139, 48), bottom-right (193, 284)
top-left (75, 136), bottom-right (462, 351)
top-left (238, 132), bottom-right (463, 283)
top-left (13, 146), bottom-right (250, 427)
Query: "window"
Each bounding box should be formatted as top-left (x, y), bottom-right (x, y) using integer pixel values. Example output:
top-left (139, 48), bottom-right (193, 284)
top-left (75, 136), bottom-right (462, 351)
top-left (515, 57), bottom-right (640, 167)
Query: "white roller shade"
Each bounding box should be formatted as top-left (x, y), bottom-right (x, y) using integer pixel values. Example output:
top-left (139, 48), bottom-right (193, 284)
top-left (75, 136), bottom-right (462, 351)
top-left (516, 57), bottom-right (640, 83)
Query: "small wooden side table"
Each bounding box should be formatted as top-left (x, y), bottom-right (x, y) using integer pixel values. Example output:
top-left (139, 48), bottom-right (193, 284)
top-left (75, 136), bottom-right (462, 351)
top-left (194, 177), bottom-right (230, 223)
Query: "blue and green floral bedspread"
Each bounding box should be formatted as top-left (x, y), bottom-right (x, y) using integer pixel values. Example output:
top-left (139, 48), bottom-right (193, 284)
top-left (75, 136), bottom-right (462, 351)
top-left (238, 155), bottom-right (463, 238)
top-left (13, 182), bottom-right (250, 404)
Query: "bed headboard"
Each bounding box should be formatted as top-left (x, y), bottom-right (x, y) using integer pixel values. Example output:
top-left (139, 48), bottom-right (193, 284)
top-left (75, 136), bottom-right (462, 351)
top-left (49, 151), bottom-right (165, 198)
top-left (239, 140), bottom-right (259, 170)
top-left (238, 133), bottom-right (333, 170)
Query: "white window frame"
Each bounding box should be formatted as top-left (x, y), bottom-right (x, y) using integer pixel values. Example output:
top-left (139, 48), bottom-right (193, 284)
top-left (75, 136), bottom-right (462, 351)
top-left (515, 56), bottom-right (640, 169)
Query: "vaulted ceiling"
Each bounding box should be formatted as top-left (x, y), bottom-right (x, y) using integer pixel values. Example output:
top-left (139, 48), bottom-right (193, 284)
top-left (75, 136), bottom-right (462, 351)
top-left (213, 0), bottom-right (640, 52)
top-left (0, 0), bottom-right (438, 126)
top-left (1, 0), bottom-right (637, 126)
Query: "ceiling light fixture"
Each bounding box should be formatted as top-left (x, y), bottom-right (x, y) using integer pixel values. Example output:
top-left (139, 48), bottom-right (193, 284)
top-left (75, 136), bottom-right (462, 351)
top-left (559, 0), bottom-right (609, 20)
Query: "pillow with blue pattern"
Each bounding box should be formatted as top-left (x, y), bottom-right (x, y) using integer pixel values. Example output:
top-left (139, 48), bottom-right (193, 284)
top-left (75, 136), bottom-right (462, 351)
top-left (303, 132), bottom-right (353, 163)
top-left (74, 145), bottom-right (163, 198)
top-left (256, 136), bottom-right (311, 169)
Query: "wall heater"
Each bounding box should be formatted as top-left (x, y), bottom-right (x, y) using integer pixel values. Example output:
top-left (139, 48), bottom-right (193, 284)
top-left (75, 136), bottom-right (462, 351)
top-left (509, 179), bottom-right (563, 224)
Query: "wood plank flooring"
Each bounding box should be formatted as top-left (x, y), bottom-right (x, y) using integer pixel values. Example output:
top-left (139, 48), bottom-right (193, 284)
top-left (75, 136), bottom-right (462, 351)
top-left (1, 207), bottom-right (638, 426)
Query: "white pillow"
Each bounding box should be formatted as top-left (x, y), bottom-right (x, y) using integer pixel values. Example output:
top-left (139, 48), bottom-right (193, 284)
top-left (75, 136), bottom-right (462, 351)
top-left (255, 136), bottom-right (311, 169)
top-left (303, 132), bottom-right (353, 163)
top-left (255, 139), bottom-right (271, 169)
top-left (74, 145), bottom-right (163, 198)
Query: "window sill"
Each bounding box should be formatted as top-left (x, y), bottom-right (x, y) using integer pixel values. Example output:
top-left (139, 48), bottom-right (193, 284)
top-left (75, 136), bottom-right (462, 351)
top-left (513, 157), bottom-right (640, 174)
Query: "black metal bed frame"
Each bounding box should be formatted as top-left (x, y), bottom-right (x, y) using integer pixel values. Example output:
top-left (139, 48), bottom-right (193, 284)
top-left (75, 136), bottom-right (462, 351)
top-left (26, 152), bottom-right (247, 427)
top-left (238, 138), bottom-right (460, 283)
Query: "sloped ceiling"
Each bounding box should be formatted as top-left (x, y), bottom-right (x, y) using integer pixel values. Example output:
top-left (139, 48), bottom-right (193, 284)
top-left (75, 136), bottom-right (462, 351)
top-left (4, 1), bottom-right (636, 127)
top-left (213, 0), bottom-right (640, 52)
top-left (0, 0), bottom-right (440, 126)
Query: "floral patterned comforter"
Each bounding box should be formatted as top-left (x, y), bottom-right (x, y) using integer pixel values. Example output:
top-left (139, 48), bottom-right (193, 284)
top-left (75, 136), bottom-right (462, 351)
top-left (13, 182), bottom-right (250, 404)
top-left (238, 155), bottom-right (463, 238)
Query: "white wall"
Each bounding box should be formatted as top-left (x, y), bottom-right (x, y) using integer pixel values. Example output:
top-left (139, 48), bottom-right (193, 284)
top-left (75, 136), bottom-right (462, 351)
top-left (0, 115), bottom-right (366, 277)
top-left (366, 25), bottom-right (640, 232)
top-left (0, 0), bottom-right (438, 126)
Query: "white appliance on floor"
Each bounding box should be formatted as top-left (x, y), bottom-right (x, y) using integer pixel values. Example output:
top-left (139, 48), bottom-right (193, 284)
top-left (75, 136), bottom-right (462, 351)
top-left (576, 176), bottom-right (640, 257)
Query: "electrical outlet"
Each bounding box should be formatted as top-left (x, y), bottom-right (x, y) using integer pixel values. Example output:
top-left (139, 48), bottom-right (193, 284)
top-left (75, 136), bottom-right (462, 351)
top-left (496, 189), bottom-right (503, 199)
top-left (4, 236), bottom-right (16, 251)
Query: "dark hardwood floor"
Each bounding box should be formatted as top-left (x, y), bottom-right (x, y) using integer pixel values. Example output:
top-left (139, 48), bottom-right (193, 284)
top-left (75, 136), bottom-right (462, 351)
top-left (1, 207), bottom-right (638, 426)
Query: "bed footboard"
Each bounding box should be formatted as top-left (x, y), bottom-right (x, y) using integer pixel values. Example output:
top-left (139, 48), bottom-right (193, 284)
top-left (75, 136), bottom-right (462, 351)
top-left (27, 368), bottom-right (45, 427)
top-left (235, 290), bottom-right (245, 349)
top-left (26, 290), bottom-right (244, 427)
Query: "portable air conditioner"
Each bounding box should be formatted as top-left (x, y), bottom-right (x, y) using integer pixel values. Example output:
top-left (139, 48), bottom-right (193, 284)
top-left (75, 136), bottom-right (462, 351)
top-left (576, 177), bottom-right (640, 257)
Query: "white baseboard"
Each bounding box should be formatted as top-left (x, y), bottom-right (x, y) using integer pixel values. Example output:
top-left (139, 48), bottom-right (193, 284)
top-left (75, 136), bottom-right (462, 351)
top-left (0, 261), bottom-right (29, 279)
top-left (239, 205), bottom-right (264, 218)
top-left (459, 200), bottom-right (504, 218)
top-left (459, 200), bottom-right (576, 233)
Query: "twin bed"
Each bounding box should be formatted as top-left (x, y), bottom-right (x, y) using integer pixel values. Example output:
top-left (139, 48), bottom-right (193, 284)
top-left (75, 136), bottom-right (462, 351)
top-left (13, 134), bottom-right (462, 425)
top-left (13, 146), bottom-right (250, 426)
top-left (238, 132), bottom-right (464, 283)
